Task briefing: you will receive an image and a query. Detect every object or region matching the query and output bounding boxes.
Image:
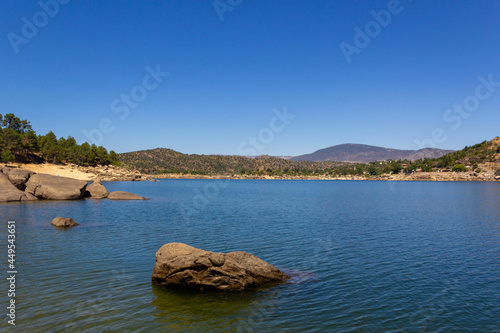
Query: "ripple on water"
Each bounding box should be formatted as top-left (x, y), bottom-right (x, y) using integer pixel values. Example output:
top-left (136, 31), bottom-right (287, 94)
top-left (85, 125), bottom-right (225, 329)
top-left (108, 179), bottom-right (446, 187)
top-left (1, 180), bottom-right (499, 332)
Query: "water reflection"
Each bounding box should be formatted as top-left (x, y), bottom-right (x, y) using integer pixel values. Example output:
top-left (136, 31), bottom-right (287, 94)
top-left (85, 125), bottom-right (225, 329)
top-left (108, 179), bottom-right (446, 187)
top-left (151, 284), bottom-right (282, 332)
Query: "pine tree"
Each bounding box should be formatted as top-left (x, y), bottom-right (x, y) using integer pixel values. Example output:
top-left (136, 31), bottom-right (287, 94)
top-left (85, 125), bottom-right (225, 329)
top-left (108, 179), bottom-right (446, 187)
top-left (1, 149), bottom-right (15, 163)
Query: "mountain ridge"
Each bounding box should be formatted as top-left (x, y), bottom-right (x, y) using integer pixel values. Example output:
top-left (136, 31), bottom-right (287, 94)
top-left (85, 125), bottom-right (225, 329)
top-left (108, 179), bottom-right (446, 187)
top-left (118, 137), bottom-right (499, 178)
top-left (291, 144), bottom-right (454, 163)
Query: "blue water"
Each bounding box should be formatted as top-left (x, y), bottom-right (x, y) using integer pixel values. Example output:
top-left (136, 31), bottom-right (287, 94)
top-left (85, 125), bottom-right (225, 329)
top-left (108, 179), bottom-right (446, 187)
top-left (1, 180), bottom-right (500, 332)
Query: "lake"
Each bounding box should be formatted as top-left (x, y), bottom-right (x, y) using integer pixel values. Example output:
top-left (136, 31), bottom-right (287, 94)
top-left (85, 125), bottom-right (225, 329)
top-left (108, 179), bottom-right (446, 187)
top-left (1, 180), bottom-right (500, 332)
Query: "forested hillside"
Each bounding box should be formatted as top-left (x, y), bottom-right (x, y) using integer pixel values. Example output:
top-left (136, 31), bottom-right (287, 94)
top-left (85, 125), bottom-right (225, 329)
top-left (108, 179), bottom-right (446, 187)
top-left (121, 138), bottom-right (500, 177)
top-left (0, 113), bottom-right (120, 166)
top-left (119, 148), bottom-right (350, 175)
top-left (424, 138), bottom-right (500, 172)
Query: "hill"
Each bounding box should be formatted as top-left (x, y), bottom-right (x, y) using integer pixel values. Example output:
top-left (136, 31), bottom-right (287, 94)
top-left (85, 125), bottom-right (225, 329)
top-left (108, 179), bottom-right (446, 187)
top-left (428, 137), bottom-right (500, 170)
top-left (119, 138), bottom-right (499, 179)
top-left (119, 148), bottom-right (347, 175)
top-left (291, 144), bottom-right (454, 163)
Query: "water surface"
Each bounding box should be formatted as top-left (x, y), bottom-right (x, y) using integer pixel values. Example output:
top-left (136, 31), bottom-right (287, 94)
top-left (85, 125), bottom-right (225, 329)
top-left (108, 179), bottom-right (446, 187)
top-left (1, 180), bottom-right (499, 332)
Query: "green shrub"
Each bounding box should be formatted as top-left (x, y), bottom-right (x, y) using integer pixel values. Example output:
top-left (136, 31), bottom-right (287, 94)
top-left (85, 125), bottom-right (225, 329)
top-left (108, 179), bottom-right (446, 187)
top-left (1, 149), bottom-right (15, 163)
top-left (495, 168), bottom-right (500, 176)
top-left (391, 164), bottom-right (403, 174)
top-left (452, 164), bottom-right (467, 172)
top-left (367, 165), bottom-right (381, 176)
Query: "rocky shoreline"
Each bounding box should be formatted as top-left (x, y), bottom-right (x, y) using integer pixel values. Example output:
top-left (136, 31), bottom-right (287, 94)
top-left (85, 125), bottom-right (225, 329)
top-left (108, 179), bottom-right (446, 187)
top-left (75, 164), bottom-right (146, 182)
top-left (0, 164), bottom-right (148, 202)
top-left (1, 162), bottom-right (498, 202)
top-left (150, 171), bottom-right (500, 182)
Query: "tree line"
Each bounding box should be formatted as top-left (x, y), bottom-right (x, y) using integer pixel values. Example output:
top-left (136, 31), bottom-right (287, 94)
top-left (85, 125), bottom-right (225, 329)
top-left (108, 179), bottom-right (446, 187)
top-left (120, 139), bottom-right (500, 177)
top-left (0, 113), bottom-right (120, 166)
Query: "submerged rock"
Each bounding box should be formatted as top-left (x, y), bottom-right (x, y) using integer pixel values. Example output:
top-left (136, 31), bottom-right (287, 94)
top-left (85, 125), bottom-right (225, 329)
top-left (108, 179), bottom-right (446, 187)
top-left (152, 243), bottom-right (289, 291)
top-left (85, 181), bottom-right (109, 199)
top-left (51, 217), bottom-right (79, 228)
top-left (108, 191), bottom-right (146, 200)
top-left (25, 174), bottom-right (88, 200)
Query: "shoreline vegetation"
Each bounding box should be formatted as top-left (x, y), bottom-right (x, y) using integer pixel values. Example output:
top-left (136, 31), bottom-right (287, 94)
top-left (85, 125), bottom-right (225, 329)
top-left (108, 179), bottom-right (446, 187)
top-left (121, 137), bottom-right (500, 182)
top-left (149, 171), bottom-right (500, 182)
top-left (1, 113), bottom-right (499, 183)
top-left (0, 113), bottom-right (120, 167)
top-left (1, 162), bottom-right (498, 183)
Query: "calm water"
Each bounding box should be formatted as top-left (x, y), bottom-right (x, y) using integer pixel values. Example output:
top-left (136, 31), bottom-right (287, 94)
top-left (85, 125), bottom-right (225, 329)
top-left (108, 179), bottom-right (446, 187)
top-left (1, 180), bottom-right (500, 332)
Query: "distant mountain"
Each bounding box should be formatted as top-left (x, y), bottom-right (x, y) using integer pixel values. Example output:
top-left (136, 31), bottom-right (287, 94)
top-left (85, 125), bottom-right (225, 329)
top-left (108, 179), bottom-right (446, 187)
top-left (291, 144), bottom-right (454, 163)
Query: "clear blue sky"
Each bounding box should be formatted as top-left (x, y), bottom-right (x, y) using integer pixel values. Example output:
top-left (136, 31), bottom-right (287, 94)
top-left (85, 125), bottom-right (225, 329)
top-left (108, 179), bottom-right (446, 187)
top-left (2, 0), bottom-right (500, 155)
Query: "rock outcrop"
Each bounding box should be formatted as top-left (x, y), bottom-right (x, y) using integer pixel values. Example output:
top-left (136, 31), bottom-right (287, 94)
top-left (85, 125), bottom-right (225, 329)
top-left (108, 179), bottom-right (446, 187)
top-left (152, 243), bottom-right (289, 291)
top-left (85, 181), bottom-right (109, 199)
top-left (76, 164), bottom-right (145, 181)
top-left (51, 217), bottom-right (79, 228)
top-left (108, 191), bottom-right (146, 200)
top-left (0, 173), bottom-right (38, 202)
top-left (25, 174), bottom-right (88, 200)
top-left (1, 167), bottom-right (34, 190)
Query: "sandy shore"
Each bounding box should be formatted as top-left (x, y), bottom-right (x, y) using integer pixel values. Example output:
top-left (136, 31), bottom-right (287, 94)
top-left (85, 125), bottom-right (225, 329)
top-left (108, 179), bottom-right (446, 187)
top-left (3, 163), bottom-right (96, 181)
top-left (1, 163), bottom-right (145, 182)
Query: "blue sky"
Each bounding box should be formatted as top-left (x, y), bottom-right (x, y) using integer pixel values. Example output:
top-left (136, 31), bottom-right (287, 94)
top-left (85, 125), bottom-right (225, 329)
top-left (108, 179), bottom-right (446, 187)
top-left (2, 1), bottom-right (500, 155)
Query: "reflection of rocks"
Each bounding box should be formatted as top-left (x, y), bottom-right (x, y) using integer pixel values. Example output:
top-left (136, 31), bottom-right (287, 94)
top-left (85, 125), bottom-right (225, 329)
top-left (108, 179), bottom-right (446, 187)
top-left (25, 174), bottom-right (87, 200)
top-left (108, 191), bottom-right (146, 200)
top-left (0, 173), bottom-right (38, 202)
top-left (152, 243), bottom-right (289, 291)
top-left (151, 284), bottom-right (280, 331)
top-left (51, 217), bottom-right (79, 228)
top-left (85, 181), bottom-right (109, 199)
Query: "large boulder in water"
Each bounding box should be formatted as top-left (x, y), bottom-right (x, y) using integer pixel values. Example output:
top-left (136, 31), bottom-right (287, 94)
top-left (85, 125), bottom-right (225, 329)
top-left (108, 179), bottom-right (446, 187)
top-left (152, 243), bottom-right (289, 291)
top-left (1, 167), bottom-right (34, 190)
top-left (108, 191), bottom-right (146, 200)
top-left (0, 173), bottom-right (38, 202)
top-left (51, 217), bottom-right (78, 228)
top-left (85, 181), bottom-right (109, 199)
top-left (25, 174), bottom-right (88, 200)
